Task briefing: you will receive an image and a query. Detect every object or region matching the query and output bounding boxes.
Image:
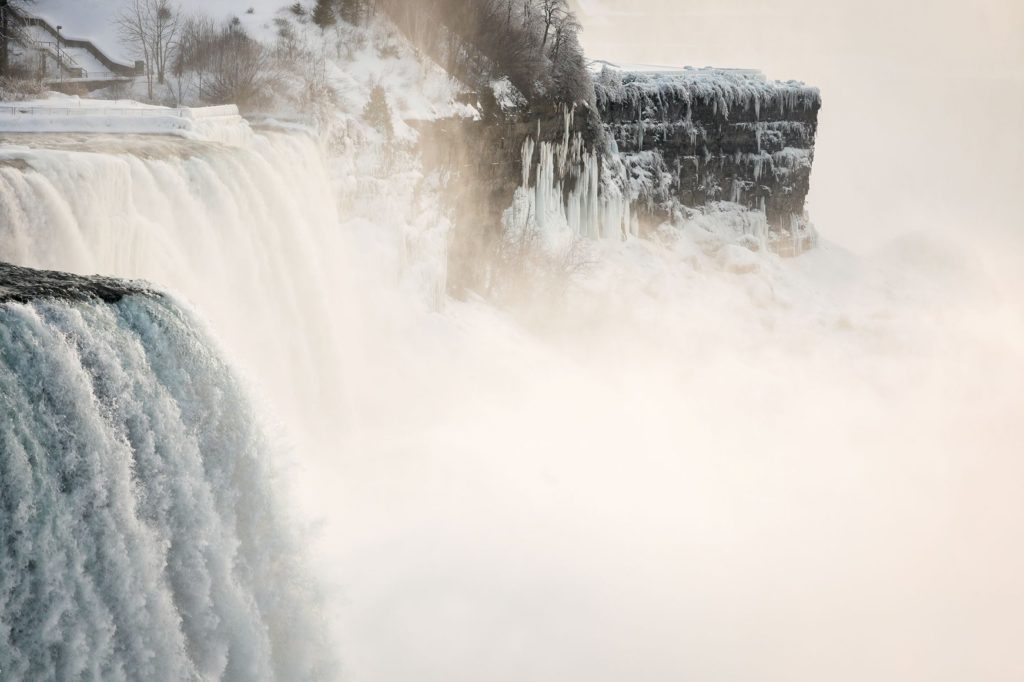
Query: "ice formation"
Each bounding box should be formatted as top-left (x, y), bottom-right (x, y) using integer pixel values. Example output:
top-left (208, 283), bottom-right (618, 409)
top-left (488, 59), bottom-right (820, 262)
top-left (504, 106), bottom-right (635, 249)
top-left (584, 63), bottom-right (820, 254)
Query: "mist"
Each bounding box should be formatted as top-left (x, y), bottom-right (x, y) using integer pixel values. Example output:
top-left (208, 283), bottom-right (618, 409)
top-left (288, 3), bottom-right (1024, 681)
top-left (578, 0), bottom-right (1024, 253)
top-left (2, 1), bottom-right (1022, 679)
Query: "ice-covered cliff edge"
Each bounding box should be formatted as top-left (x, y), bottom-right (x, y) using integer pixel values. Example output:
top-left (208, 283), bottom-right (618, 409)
top-left (594, 64), bottom-right (821, 252)
top-left (414, 59), bottom-right (821, 298)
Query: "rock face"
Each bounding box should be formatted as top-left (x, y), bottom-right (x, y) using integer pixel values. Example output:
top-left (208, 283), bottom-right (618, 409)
top-left (416, 105), bottom-right (601, 294)
top-left (0, 262), bottom-right (149, 304)
top-left (594, 65), bottom-right (821, 242)
top-left (416, 66), bottom-right (821, 294)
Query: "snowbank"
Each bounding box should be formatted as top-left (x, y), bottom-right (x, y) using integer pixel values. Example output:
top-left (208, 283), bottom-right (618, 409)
top-left (0, 96), bottom-right (251, 144)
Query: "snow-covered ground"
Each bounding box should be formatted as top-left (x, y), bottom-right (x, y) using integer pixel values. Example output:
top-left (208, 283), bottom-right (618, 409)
top-left (30, 0), bottom-right (467, 117)
top-left (10, 1), bottom-right (472, 139)
top-left (0, 95), bottom-right (250, 143)
top-left (593, 59), bottom-right (820, 118)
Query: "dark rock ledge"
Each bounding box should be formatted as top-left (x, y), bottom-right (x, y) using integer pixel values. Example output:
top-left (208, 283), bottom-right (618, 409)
top-left (0, 262), bottom-right (154, 304)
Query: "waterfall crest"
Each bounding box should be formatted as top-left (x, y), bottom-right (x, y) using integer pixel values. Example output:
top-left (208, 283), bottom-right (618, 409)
top-left (0, 131), bottom-right (354, 436)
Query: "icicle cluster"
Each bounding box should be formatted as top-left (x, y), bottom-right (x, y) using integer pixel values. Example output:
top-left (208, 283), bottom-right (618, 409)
top-left (504, 106), bottom-right (636, 247)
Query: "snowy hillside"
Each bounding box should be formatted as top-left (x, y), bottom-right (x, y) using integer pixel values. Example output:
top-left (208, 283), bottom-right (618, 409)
top-left (33, 0), bottom-right (286, 62)
top-left (24, 0), bottom-right (468, 126)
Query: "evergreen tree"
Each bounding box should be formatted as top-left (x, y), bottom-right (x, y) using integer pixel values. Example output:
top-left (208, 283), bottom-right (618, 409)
top-left (339, 0), bottom-right (363, 26)
top-left (363, 84), bottom-right (393, 138)
top-left (312, 0), bottom-right (336, 29)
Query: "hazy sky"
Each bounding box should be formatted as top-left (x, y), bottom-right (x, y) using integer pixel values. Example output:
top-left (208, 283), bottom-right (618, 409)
top-left (576, 0), bottom-right (1024, 252)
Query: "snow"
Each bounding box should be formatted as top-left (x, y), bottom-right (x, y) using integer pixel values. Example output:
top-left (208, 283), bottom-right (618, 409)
top-left (21, 24), bottom-right (115, 76)
top-left (490, 77), bottom-right (528, 114)
top-left (594, 61), bottom-right (821, 120)
top-left (0, 95), bottom-right (251, 143)
top-left (317, 18), bottom-right (469, 126)
top-left (18, 2), bottom-right (471, 132)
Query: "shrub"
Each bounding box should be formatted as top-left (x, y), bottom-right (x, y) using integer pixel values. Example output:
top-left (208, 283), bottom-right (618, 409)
top-left (0, 76), bottom-right (45, 101)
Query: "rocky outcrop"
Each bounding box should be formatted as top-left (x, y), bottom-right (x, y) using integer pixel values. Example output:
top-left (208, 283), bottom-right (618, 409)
top-left (415, 104), bottom-right (599, 294)
top-left (415, 66), bottom-right (821, 294)
top-left (0, 262), bottom-right (150, 304)
top-left (594, 65), bottom-right (821, 245)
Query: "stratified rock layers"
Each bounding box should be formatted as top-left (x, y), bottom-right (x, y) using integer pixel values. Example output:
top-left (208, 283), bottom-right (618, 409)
top-left (594, 66), bottom-right (820, 234)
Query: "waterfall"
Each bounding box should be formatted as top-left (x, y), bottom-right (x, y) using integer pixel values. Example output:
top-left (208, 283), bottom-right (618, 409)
top-left (0, 268), bottom-right (331, 680)
top-left (0, 130), bottom-right (354, 441)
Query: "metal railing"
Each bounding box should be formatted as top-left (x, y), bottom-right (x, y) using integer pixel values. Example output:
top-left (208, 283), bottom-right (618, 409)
top-left (23, 38), bottom-right (86, 79)
top-left (43, 71), bottom-right (132, 83)
top-left (10, 8), bottom-right (142, 76)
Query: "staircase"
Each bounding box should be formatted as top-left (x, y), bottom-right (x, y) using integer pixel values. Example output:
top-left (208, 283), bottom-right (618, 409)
top-left (9, 7), bottom-right (143, 80)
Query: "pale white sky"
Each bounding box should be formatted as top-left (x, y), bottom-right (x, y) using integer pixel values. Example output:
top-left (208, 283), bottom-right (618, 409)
top-left (577, 0), bottom-right (1024, 251)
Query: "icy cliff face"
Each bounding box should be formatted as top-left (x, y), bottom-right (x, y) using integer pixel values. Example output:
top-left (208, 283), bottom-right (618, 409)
top-left (417, 64), bottom-right (821, 295)
top-left (594, 65), bottom-right (821, 251)
top-left (0, 266), bottom-right (331, 680)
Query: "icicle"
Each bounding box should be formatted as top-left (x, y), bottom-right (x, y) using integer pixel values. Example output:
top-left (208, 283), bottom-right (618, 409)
top-left (521, 136), bottom-right (536, 189)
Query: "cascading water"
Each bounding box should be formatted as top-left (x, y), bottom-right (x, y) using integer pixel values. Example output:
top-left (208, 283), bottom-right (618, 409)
top-left (1, 71), bottom-right (1019, 682)
top-left (0, 264), bottom-right (331, 681)
top-left (0, 130), bottom-right (356, 442)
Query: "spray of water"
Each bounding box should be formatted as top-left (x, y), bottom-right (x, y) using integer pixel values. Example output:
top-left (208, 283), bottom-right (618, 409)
top-left (2, 115), bottom-right (1022, 681)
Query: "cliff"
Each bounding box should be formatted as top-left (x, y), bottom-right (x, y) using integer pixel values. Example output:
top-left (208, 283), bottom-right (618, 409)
top-left (415, 64), bottom-right (821, 295)
top-left (416, 103), bottom-right (600, 295)
top-left (594, 64), bottom-right (821, 250)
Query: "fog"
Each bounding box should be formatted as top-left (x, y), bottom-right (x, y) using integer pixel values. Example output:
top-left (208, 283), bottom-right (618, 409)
top-left (577, 0), bottom-right (1024, 253)
top-left (312, 230), bottom-right (1023, 682)
top-left (6, 2), bottom-right (1020, 678)
top-left (293, 3), bottom-right (1024, 681)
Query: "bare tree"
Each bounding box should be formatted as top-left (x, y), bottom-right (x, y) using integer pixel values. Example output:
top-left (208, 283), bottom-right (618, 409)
top-left (538, 0), bottom-right (566, 49)
top-left (1, 0), bottom-right (35, 78)
top-left (549, 9), bottom-right (579, 66)
top-left (172, 12), bottom-right (215, 102)
top-left (117, 0), bottom-right (181, 100)
top-left (378, 0), bottom-right (592, 106)
top-left (205, 20), bottom-right (274, 107)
